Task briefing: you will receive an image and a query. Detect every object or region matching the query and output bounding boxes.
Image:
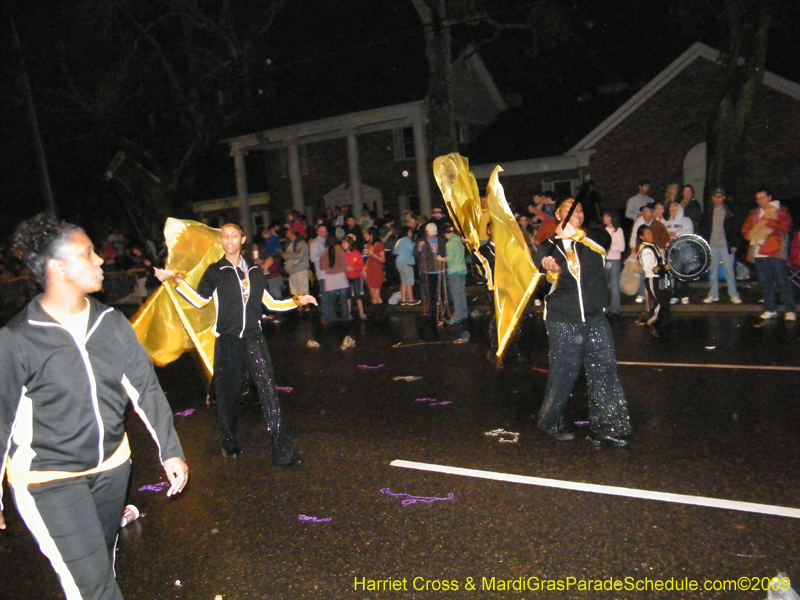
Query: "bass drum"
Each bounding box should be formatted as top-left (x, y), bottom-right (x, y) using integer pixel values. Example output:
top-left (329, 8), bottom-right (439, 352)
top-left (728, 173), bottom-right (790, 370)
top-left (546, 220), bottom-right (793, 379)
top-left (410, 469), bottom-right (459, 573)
top-left (665, 234), bottom-right (711, 281)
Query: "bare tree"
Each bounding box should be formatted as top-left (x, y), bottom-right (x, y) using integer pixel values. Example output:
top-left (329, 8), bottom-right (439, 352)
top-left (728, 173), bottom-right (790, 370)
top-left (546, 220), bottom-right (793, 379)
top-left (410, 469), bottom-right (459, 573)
top-left (4, 2), bottom-right (55, 215)
top-left (9, 0), bottom-right (289, 230)
top-left (673, 0), bottom-right (792, 202)
top-left (410, 0), bottom-right (574, 163)
top-left (705, 0), bottom-right (772, 203)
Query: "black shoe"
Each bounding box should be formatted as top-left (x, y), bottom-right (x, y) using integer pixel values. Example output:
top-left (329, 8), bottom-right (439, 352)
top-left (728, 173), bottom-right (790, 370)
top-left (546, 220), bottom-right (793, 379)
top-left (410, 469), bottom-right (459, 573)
top-left (221, 438), bottom-right (242, 457)
top-left (541, 428), bottom-right (576, 442)
top-left (588, 433), bottom-right (630, 448)
top-left (275, 454), bottom-right (303, 467)
top-left (221, 445), bottom-right (242, 458)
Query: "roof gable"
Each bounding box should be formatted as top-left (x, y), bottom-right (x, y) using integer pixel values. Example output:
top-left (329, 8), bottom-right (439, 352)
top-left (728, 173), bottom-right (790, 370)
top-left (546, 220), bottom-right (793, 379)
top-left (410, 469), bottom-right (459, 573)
top-left (227, 46), bottom-right (505, 151)
top-left (568, 42), bottom-right (800, 154)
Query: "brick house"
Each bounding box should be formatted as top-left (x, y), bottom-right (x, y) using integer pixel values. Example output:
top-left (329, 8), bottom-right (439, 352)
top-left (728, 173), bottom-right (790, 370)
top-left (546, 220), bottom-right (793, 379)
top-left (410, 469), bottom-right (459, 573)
top-left (470, 42), bottom-right (800, 213)
top-left (194, 45), bottom-right (507, 234)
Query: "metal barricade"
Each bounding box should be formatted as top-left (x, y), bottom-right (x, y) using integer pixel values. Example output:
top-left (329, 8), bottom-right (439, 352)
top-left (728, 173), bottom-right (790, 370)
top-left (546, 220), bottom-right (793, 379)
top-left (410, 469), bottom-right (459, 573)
top-left (102, 271), bottom-right (145, 304)
top-left (0, 277), bottom-right (35, 315)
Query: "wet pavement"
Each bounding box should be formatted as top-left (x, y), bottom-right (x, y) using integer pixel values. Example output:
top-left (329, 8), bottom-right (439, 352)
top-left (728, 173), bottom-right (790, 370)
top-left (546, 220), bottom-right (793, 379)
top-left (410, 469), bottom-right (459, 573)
top-left (2, 293), bottom-right (800, 600)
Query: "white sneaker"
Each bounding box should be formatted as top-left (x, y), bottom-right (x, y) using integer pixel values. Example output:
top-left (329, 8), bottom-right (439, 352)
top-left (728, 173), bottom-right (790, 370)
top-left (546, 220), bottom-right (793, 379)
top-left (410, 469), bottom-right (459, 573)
top-left (635, 295), bottom-right (644, 304)
top-left (670, 297), bottom-right (679, 305)
top-left (730, 296), bottom-right (742, 304)
top-left (786, 312), bottom-right (797, 322)
top-left (681, 297), bottom-right (690, 304)
top-left (760, 311), bottom-right (778, 319)
top-left (703, 296), bottom-right (719, 304)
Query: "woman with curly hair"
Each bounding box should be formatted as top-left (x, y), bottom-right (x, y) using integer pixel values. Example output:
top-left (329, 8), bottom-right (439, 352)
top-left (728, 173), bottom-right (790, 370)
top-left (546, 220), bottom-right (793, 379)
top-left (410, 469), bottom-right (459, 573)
top-left (0, 212), bottom-right (188, 600)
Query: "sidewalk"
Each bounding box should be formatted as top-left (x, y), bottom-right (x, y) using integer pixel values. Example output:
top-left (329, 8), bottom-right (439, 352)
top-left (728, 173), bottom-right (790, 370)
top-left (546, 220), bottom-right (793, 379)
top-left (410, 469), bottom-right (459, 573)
top-left (386, 280), bottom-right (786, 316)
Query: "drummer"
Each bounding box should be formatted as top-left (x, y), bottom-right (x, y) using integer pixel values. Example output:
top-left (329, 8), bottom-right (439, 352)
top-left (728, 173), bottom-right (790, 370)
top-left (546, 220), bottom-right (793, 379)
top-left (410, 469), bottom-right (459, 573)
top-left (637, 225), bottom-right (672, 338)
top-left (665, 202), bottom-right (694, 304)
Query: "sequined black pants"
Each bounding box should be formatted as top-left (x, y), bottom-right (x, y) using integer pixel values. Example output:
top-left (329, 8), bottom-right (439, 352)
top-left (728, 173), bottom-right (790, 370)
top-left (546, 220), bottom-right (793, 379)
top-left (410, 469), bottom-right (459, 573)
top-left (538, 315), bottom-right (631, 437)
top-left (214, 332), bottom-right (294, 464)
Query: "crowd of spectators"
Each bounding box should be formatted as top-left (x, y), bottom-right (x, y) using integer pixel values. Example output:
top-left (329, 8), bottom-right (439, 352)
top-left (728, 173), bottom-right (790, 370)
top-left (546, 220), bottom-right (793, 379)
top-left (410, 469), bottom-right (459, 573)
top-left (0, 226), bottom-right (165, 315)
top-left (3, 183), bottom-right (797, 328)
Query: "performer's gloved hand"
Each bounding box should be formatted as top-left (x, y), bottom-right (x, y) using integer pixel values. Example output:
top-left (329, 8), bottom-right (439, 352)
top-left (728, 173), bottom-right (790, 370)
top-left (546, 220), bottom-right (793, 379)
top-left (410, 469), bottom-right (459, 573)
top-left (554, 222), bottom-right (577, 239)
top-left (154, 267), bottom-right (174, 282)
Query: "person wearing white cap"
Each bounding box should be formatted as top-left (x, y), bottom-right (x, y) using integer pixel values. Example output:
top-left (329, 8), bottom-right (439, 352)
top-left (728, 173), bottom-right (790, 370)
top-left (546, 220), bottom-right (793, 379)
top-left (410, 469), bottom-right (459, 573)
top-left (414, 222), bottom-right (448, 323)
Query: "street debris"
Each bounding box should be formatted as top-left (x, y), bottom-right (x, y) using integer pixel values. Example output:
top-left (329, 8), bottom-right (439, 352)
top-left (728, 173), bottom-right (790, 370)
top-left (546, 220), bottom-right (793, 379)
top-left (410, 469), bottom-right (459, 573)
top-left (484, 428), bottom-right (520, 443)
top-left (138, 482), bottom-right (169, 493)
top-left (381, 488), bottom-right (455, 506)
top-left (298, 514), bottom-right (332, 523)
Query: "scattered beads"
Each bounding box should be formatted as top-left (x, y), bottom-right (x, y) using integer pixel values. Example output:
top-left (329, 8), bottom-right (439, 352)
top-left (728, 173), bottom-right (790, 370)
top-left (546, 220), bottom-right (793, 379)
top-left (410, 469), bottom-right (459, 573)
top-left (381, 488), bottom-right (455, 506)
top-left (298, 514), bottom-right (332, 523)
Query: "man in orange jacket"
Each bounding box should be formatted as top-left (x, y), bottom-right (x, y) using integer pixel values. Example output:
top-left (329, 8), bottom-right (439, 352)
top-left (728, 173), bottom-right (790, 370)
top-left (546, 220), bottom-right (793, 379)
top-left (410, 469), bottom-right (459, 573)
top-left (742, 187), bottom-right (796, 321)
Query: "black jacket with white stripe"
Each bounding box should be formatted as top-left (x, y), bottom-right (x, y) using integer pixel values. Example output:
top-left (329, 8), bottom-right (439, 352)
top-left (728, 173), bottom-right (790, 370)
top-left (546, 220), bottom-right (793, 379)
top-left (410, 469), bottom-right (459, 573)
top-left (0, 295), bottom-right (183, 507)
top-left (534, 226), bottom-right (611, 323)
top-left (175, 256), bottom-right (296, 338)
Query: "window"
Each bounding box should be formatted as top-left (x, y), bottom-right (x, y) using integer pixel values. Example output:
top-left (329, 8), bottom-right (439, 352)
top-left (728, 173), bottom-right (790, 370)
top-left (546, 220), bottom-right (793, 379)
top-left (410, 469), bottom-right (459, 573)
top-left (545, 179), bottom-right (580, 201)
top-left (393, 127), bottom-right (415, 161)
top-left (300, 144), bottom-right (309, 176)
top-left (456, 121), bottom-right (470, 146)
top-left (399, 194), bottom-right (420, 215)
top-left (253, 213), bottom-right (264, 232)
top-left (279, 147), bottom-right (288, 178)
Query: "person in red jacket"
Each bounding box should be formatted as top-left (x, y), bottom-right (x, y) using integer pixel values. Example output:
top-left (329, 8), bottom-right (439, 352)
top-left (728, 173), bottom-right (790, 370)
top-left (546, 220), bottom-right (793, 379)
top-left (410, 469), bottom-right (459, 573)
top-left (742, 187), bottom-right (796, 321)
top-left (342, 235), bottom-right (367, 320)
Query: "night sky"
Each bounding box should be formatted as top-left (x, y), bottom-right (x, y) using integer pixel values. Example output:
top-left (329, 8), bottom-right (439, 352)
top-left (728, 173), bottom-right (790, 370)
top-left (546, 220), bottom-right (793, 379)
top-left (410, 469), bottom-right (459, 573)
top-left (1, 0), bottom-right (798, 239)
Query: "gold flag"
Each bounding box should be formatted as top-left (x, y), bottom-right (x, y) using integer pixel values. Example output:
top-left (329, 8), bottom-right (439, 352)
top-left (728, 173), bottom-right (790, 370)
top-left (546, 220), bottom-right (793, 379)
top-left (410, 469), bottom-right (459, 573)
top-left (130, 218), bottom-right (223, 377)
top-left (485, 166), bottom-right (542, 361)
top-left (433, 153), bottom-right (482, 248)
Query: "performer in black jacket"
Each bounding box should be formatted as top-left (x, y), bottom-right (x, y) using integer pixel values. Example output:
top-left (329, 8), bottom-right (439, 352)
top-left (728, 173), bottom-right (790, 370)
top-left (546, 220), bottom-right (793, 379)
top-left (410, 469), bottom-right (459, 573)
top-left (534, 199), bottom-right (632, 447)
top-left (0, 212), bottom-right (188, 600)
top-left (156, 223), bottom-right (315, 463)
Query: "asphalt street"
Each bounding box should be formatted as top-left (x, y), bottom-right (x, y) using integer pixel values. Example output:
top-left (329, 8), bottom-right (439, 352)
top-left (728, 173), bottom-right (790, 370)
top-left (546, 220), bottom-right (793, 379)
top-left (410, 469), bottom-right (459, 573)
top-left (2, 302), bottom-right (799, 600)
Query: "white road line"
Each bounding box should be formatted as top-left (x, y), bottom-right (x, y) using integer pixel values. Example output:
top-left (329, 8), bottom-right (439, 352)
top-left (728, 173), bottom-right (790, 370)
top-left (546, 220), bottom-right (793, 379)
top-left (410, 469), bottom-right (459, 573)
top-left (617, 361), bottom-right (800, 371)
top-left (390, 460), bottom-right (800, 519)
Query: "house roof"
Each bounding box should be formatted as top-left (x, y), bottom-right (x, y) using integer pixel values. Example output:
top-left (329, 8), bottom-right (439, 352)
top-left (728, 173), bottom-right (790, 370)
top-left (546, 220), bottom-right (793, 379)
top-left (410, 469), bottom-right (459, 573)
top-left (225, 45), bottom-right (505, 151)
top-left (470, 42), bottom-right (800, 177)
top-left (568, 42), bottom-right (800, 154)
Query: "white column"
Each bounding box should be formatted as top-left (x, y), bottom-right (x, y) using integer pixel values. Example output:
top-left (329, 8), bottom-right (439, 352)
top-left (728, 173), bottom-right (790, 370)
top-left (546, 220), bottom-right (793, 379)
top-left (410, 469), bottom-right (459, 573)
top-left (287, 141), bottom-right (305, 213)
top-left (233, 149), bottom-right (253, 241)
top-left (346, 129), bottom-right (363, 217)
top-left (412, 113), bottom-right (432, 215)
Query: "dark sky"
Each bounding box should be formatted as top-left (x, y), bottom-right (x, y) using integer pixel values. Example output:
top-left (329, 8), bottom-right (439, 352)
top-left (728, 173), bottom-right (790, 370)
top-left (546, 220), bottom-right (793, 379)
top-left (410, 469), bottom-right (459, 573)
top-left (1, 0), bottom-right (799, 238)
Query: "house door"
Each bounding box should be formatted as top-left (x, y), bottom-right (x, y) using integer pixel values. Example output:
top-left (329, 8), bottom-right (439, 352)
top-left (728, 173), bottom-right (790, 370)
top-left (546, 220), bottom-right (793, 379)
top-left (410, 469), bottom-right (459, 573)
top-left (683, 142), bottom-right (706, 208)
